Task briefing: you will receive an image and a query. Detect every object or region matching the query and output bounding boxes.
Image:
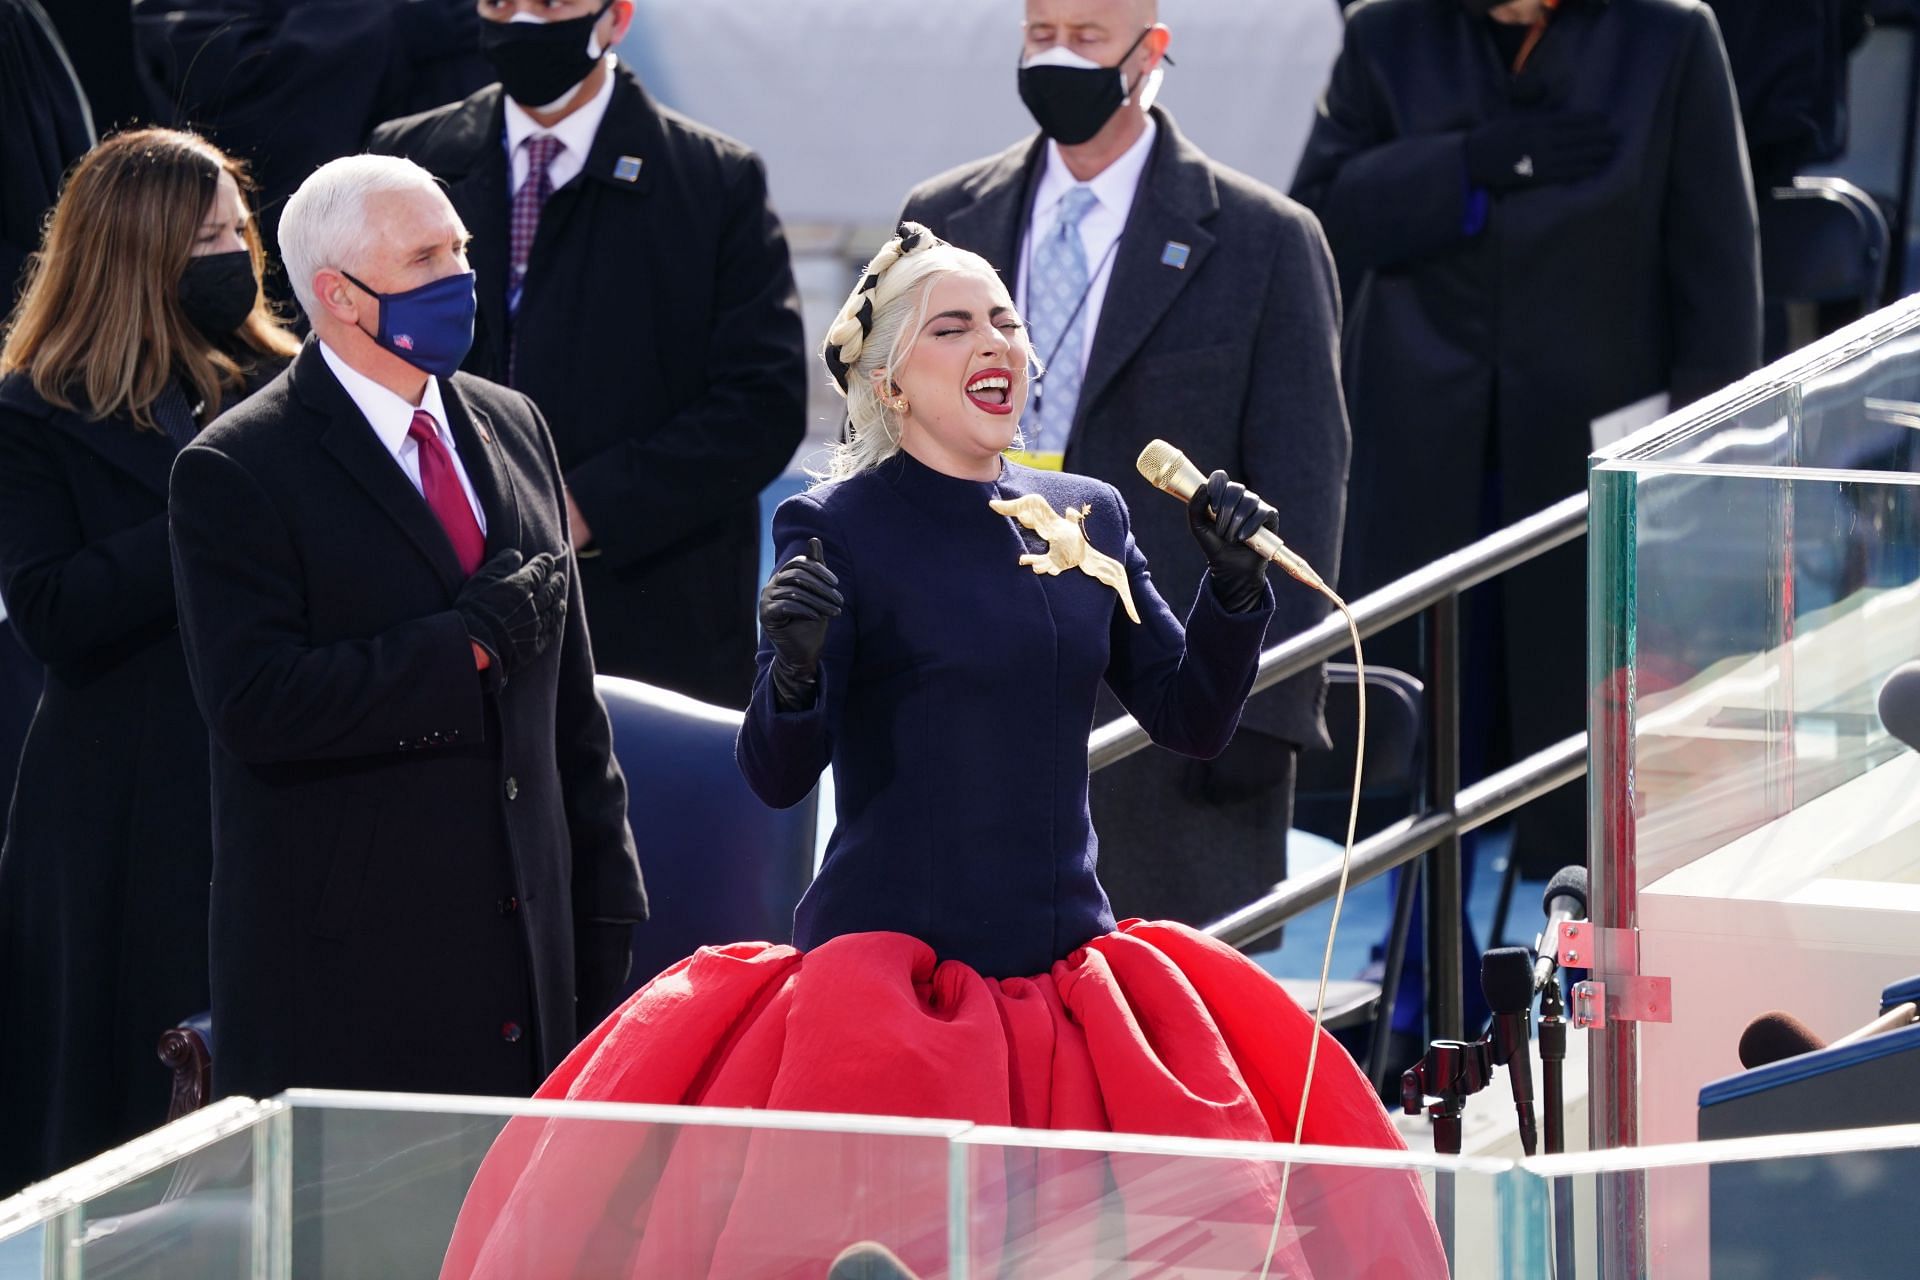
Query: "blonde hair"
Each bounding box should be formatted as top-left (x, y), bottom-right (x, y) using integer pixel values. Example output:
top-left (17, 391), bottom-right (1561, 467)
top-left (0, 128), bottom-right (298, 431)
top-left (820, 222), bottom-right (1026, 481)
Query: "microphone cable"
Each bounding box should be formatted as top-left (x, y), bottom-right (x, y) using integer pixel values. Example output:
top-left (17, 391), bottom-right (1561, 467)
top-left (1259, 573), bottom-right (1365, 1280)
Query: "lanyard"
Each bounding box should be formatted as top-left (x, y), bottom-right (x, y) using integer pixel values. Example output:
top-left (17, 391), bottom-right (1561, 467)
top-left (1022, 228), bottom-right (1122, 422)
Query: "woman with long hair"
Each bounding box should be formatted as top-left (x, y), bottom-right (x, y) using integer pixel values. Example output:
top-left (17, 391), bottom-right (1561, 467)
top-left (441, 225), bottom-right (1445, 1278)
top-left (0, 127), bottom-right (297, 1193)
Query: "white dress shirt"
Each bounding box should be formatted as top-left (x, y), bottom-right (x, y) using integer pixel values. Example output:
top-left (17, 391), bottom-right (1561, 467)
top-left (319, 342), bottom-right (488, 534)
top-left (1015, 117), bottom-right (1158, 373)
top-left (503, 55), bottom-right (619, 195)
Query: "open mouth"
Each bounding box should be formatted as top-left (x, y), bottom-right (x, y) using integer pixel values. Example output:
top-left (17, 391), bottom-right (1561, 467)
top-left (965, 368), bottom-right (1015, 415)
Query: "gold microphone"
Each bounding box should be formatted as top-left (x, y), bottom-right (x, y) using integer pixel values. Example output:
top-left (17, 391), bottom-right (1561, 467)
top-left (1135, 439), bottom-right (1326, 589)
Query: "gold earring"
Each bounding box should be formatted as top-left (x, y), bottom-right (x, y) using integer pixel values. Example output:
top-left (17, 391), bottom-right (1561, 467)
top-left (889, 396), bottom-right (909, 413)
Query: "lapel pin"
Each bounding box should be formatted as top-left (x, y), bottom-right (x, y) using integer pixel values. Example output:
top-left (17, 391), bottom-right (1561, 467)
top-left (1160, 241), bottom-right (1191, 270)
top-left (612, 155), bottom-right (643, 183)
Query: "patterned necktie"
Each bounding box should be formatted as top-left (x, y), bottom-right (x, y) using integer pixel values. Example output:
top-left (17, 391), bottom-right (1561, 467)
top-left (1025, 185), bottom-right (1100, 455)
top-left (508, 134), bottom-right (564, 387)
top-left (408, 410), bottom-right (486, 575)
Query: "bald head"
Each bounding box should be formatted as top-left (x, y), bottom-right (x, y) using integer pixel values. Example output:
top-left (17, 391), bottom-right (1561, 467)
top-left (1024, 0), bottom-right (1164, 63)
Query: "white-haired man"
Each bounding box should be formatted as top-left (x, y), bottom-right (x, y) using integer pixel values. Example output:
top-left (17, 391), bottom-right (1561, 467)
top-left (169, 154), bottom-right (645, 1101)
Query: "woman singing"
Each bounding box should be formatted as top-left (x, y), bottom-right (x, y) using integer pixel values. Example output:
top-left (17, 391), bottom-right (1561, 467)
top-left (0, 128), bottom-right (298, 1193)
top-left (444, 225), bottom-right (1442, 1278)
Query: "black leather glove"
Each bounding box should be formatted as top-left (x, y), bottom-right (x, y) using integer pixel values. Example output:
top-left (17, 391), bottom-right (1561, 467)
top-left (455, 548), bottom-right (569, 684)
top-left (574, 920), bottom-right (634, 1035)
top-left (1188, 471), bottom-right (1278, 615)
top-left (1464, 112), bottom-right (1617, 190)
top-left (759, 536), bottom-right (843, 710)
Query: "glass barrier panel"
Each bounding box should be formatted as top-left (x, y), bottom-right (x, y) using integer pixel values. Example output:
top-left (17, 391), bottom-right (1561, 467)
top-left (0, 1099), bottom-right (279, 1280)
top-left (0, 1224), bottom-right (47, 1280)
top-left (954, 1126), bottom-right (1487, 1279)
top-left (1514, 1124), bottom-right (1920, 1280)
top-left (283, 1091), bottom-right (967, 1279)
top-left (1590, 296), bottom-right (1920, 1154)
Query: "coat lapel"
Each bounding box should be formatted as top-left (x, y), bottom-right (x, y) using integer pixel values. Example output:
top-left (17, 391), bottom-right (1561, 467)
top-left (440, 378), bottom-right (523, 558)
top-left (47, 410), bottom-right (177, 497)
top-left (294, 342), bottom-right (468, 594)
top-left (439, 92), bottom-right (513, 380)
top-left (1075, 111), bottom-right (1219, 430)
top-left (939, 135), bottom-right (1045, 280)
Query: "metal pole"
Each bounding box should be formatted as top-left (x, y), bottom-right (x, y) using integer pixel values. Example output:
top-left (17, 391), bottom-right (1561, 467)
top-left (1366, 863), bottom-right (1422, 1094)
top-left (1425, 596), bottom-right (1464, 1044)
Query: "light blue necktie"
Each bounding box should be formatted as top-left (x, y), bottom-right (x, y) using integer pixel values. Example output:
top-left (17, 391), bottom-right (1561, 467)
top-left (1025, 186), bottom-right (1100, 455)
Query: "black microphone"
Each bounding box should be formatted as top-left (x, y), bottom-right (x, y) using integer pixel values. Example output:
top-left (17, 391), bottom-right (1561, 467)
top-left (1878, 662), bottom-right (1920, 752)
top-left (1738, 1011), bottom-right (1827, 1069)
top-left (827, 1242), bottom-right (923, 1280)
top-left (1482, 946), bottom-right (1539, 1156)
top-left (1533, 865), bottom-right (1589, 992)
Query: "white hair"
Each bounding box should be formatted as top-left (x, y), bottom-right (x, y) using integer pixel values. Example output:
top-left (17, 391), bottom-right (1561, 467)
top-left (278, 154), bottom-right (447, 316)
top-left (820, 224), bottom-right (1030, 481)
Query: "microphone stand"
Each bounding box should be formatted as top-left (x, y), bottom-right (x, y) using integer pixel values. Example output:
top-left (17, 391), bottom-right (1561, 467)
top-left (1402, 1037), bottom-right (1494, 1272)
top-left (1538, 976), bottom-right (1575, 1279)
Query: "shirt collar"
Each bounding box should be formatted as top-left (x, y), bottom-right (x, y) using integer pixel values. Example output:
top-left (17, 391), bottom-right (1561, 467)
top-left (318, 340), bottom-right (451, 455)
top-left (1033, 115), bottom-right (1159, 225)
top-left (503, 55), bottom-right (619, 173)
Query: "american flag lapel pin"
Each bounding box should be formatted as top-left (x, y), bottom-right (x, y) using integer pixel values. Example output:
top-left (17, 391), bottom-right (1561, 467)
top-left (1160, 241), bottom-right (1191, 270)
top-left (613, 155), bottom-right (643, 182)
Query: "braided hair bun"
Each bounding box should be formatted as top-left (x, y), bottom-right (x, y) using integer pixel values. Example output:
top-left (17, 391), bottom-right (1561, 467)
top-left (823, 221), bottom-right (934, 393)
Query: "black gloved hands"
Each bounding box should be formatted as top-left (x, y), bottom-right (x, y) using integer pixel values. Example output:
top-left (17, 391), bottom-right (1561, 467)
top-left (1464, 112), bottom-right (1617, 190)
top-left (1188, 470), bottom-right (1278, 614)
top-left (759, 536), bottom-right (843, 710)
top-left (456, 548), bottom-right (569, 684)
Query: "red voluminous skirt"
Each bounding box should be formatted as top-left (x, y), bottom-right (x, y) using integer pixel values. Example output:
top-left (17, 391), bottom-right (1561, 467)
top-left (442, 921), bottom-right (1448, 1279)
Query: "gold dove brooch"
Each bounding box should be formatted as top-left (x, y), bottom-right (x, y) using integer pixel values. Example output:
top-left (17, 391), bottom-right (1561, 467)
top-left (989, 494), bottom-right (1141, 624)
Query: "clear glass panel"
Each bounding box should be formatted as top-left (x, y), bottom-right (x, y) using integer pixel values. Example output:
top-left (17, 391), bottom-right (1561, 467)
top-left (0, 1222), bottom-right (49, 1280)
top-left (955, 1128), bottom-right (1474, 1278)
top-left (283, 1094), bottom-right (964, 1278)
top-left (1591, 296), bottom-right (1920, 1152)
top-left (1514, 1126), bottom-right (1920, 1280)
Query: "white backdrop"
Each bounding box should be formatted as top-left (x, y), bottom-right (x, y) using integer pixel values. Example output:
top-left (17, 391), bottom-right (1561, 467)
top-left (617, 0), bottom-right (1344, 229)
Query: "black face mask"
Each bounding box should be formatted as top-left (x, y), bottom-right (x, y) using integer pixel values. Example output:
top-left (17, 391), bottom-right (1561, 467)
top-left (1017, 28), bottom-right (1152, 147)
top-left (178, 250), bottom-right (257, 338)
top-left (480, 1), bottom-right (614, 108)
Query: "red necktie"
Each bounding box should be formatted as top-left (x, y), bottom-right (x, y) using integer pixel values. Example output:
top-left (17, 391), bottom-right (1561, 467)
top-left (408, 410), bottom-right (485, 575)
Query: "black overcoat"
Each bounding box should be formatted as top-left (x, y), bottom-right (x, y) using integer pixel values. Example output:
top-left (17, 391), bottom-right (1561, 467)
top-left (169, 342), bottom-right (646, 1101)
top-left (1292, 0), bottom-right (1760, 863)
top-left (371, 67), bottom-right (808, 708)
top-left (0, 376), bottom-right (214, 1194)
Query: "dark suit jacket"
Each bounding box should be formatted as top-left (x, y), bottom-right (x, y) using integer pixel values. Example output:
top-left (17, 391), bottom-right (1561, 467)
top-left (170, 341), bottom-right (645, 1101)
top-left (0, 376), bottom-right (215, 1193)
top-left (371, 66), bottom-right (808, 708)
top-left (901, 109), bottom-right (1347, 751)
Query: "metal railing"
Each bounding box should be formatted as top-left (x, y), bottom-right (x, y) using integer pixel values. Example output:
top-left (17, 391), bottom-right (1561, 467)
top-left (1087, 490), bottom-right (1592, 1048)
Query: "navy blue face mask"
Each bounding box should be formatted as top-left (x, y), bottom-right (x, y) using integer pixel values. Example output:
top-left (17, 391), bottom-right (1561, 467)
top-left (340, 268), bottom-right (477, 379)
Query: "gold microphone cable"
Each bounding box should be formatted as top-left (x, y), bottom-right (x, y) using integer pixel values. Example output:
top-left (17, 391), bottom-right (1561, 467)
top-left (1134, 440), bottom-right (1367, 1276)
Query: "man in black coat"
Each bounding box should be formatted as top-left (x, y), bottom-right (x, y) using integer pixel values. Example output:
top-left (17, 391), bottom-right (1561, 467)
top-left (900, 0), bottom-right (1349, 927)
top-left (170, 155), bottom-right (645, 1101)
top-left (371, 0), bottom-right (807, 708)
top-left (1292, 0), bottom-right (1761, 871)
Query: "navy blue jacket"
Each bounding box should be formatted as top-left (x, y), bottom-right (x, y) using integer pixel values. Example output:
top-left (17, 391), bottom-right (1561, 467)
top-left (737, 452), bottom-right (1273, 978)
